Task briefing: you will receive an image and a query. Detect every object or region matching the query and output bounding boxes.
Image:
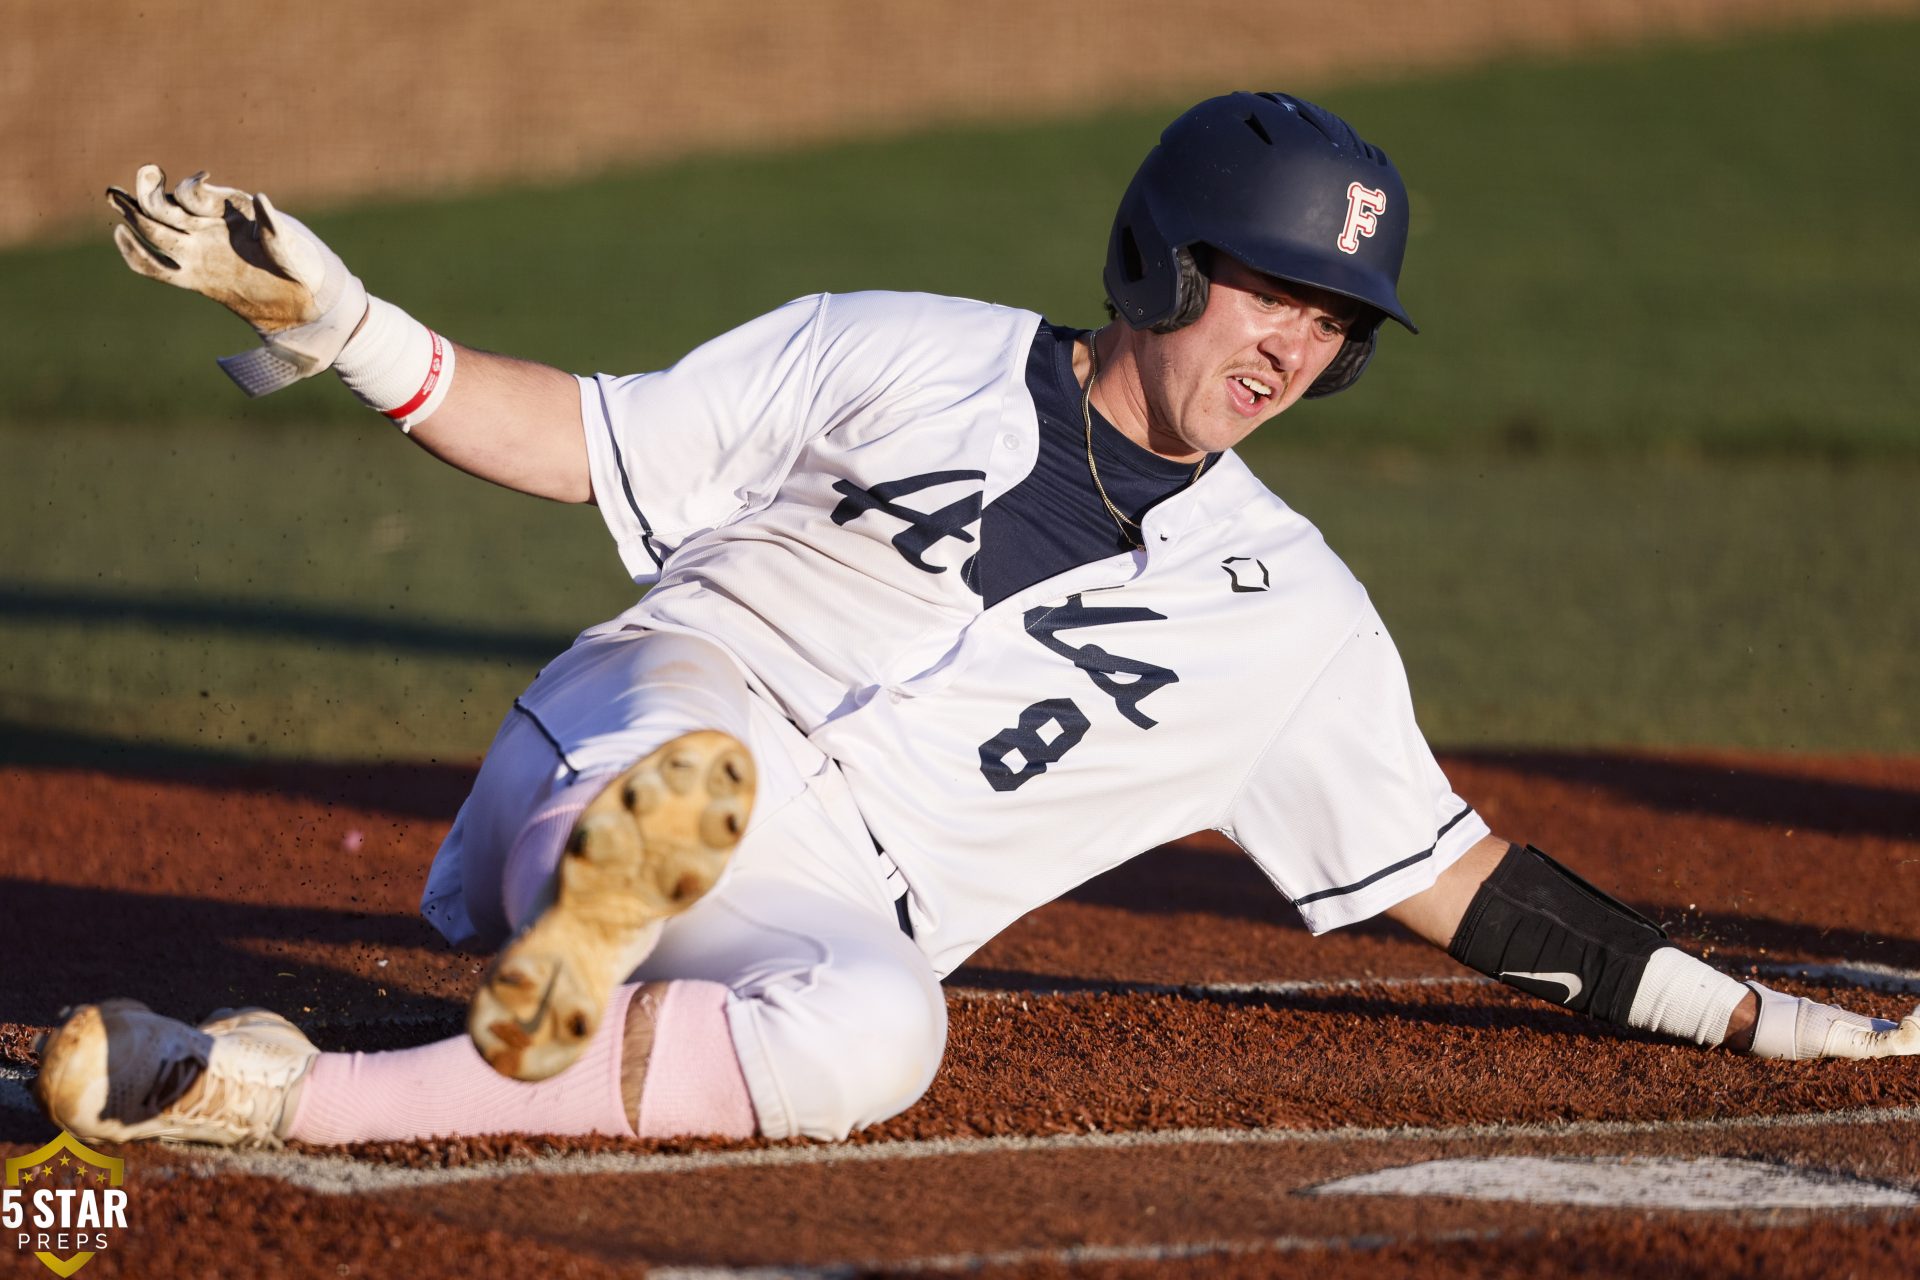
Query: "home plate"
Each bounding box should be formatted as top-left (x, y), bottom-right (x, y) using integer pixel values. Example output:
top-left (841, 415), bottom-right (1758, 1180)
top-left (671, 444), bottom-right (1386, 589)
top-left (1304, 1157), bottom-right (1919, 1210)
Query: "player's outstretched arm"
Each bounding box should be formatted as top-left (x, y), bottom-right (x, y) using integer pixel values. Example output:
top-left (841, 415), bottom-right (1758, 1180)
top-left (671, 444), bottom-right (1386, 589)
top-left (107, 164), bottom-right (591, 503)
top-left (1385, 836), bottom-right (1920, 1060)
top-left (398, 345), bottom-right (590, 503)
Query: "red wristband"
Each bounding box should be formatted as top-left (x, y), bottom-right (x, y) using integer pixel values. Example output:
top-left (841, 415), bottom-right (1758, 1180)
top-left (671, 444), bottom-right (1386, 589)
top-left (381, 330), bottom-right (446, 421)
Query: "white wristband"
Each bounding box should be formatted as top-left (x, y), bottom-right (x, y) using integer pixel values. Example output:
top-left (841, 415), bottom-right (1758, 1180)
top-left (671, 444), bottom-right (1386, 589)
top-left (332, 296), bottom-right (456, 432)
top-left (1625, 948), bottom-right (1751, 1047)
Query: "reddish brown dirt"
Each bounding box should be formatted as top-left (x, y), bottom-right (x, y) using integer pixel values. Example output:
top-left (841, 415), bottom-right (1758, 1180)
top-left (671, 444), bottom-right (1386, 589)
top-left (3, 747), bottom-right (1918, 1276)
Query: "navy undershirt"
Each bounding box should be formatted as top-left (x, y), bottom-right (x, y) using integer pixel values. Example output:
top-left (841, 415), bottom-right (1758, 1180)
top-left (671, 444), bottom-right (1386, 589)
top-left (967, 321), bottom-right (1220, 608)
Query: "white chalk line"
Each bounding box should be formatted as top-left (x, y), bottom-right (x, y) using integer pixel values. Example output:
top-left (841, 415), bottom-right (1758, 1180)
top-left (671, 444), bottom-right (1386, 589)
top-left (1756, 961), bottom-right (1920, 995)
top-left (1305, 1155), bottom-right (1920, 1210)
top-left (194, 1103), bottom-right (1920, 1196)
top-left (5, 962), bottom-right (1915, 1121)
top-left (949, 962), bottom-right (1920, 1002)
top-left (948, 974), bottom-right (1489, 1000)
top-left (649, 1227), bottom-right (1506, 1280)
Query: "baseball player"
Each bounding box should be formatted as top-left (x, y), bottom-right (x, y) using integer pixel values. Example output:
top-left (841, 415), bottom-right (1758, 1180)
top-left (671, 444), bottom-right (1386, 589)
top-left (36, 92), bottom-right (1920, 1149)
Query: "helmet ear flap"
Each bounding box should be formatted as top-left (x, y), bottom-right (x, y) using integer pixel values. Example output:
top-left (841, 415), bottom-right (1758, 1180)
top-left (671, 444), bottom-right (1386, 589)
top-left (1303, 324), bottom-right (1378, 398)
top-left (1150, 246), bottom-right (1210, 333)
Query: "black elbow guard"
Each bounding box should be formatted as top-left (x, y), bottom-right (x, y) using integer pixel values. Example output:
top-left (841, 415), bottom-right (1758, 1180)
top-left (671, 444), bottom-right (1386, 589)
top-left (1447, 843), bottom-right (1667, 1024)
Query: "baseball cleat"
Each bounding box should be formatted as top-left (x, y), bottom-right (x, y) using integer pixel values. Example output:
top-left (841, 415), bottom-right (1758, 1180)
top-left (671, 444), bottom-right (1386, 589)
top-left (469, 730), bottom-right (755, 1081)
top-left (33, 1001), bottom-right (318, 1148)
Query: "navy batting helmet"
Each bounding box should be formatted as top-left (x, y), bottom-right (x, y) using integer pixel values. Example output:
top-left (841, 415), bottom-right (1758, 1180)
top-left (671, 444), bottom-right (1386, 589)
top-left (1104, 91), bottom-right (1416, 398)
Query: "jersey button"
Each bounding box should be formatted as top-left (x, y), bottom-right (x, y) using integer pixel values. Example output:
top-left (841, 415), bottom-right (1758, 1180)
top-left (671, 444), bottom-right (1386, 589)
top-left (1000, 433), bottom-right (1019, 450)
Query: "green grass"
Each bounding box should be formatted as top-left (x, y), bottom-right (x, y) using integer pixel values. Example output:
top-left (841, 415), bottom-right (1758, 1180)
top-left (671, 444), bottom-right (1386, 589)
top-left (0, 419), bottom-right (634, 762)
top-left (1265, 450), bottom-right (1919, 754)
top-left (2, 421), bottom-right (1913, 761)
top-left (3, 16), bottom-right (1918, 455)
top-left (3, 19), bottom-right (1917, 764)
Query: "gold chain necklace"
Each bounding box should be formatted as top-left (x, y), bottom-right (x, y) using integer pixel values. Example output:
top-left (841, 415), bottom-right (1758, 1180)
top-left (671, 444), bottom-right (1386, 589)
top-left (1081, 333), bottom-right (1206, 552)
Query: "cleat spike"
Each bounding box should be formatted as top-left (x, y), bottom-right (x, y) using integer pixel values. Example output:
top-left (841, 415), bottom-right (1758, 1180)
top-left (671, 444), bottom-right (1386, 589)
top-left (468, 731), bottom-right (755, 1081)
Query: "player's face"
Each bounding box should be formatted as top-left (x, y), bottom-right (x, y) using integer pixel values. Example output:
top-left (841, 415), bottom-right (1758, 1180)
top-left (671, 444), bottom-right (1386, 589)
top-left (1136, 257), bottom-right (1360, 457)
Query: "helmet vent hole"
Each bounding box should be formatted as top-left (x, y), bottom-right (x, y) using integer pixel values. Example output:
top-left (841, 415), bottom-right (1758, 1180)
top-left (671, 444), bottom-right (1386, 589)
top-left (1242, 113), bottom-right (1273, 146)
top-left (1119, 226), bottom-right (1146, 284)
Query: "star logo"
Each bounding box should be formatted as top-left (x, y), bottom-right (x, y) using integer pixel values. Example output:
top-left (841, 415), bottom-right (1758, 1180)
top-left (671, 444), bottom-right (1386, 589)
top-left (5, 1131), bottom-right (130, 1276)
top-left (1220, 556), bottom-right (1270, 593)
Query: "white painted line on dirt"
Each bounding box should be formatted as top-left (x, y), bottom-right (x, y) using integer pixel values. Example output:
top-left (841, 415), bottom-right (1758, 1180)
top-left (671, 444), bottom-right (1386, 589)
top-left (3, 969), bottom-right (1902, 1121)
top-left (195, 1103), bottom-right (1920, 1196)
top-left (1305, 1155), bottom-right (1919, 1210)
top-left (953, 965), bottom-right (1920, 1003)
top-left (649, 1227), bottom-right (1505, 1279)
top-left (1753, 962), bottom-right (1920, 995)
top-left (949, 974), bottom-right (1489, 1000)
top-left (0, 963), bottom-right (1895, 1113)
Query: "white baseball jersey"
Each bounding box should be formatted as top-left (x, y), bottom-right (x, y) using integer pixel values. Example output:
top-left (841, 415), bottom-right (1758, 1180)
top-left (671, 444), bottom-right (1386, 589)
top-left (578, 291), bottom-right (1488, 977)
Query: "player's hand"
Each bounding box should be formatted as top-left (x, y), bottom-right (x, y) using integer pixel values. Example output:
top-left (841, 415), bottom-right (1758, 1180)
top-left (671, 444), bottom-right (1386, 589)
top-left (1745, 982), bottom-right (1920, 1060)
top-left (106, 164), bottom-right (368, 396)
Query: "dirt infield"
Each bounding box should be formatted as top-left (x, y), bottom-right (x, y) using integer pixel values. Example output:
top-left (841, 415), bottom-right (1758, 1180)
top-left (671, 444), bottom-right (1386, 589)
top-left (3, 747), bottom-right (1918, 1276)
top-left (9, 0), bottom-right (1920, 247)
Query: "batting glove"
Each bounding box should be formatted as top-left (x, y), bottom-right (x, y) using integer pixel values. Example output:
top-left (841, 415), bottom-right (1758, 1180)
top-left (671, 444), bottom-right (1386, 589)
top-left (1745, 981), bottom-right (1920, 1060)
top-left (107, 164), bottom-right (368, 397)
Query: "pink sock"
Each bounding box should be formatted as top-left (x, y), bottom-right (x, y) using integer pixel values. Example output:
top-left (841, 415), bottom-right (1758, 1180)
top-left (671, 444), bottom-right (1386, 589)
top-left (283, 981), bottom-right (758, 1144)
top-left (635, 980), bottom-right (756, 1138)
top-left (286, 984), bottom-right (641, 1144)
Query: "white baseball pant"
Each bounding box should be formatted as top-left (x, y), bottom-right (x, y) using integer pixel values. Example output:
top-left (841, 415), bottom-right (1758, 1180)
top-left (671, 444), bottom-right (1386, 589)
top-left (421, 627), bottom-right (947, 1140)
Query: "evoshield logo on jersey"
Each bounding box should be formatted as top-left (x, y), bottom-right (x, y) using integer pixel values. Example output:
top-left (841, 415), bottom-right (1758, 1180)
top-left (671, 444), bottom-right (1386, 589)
top-left (1337, 182), bottom-right (1388, 255)
top-left (1221, 557), bottom-right (1270, 593)
top-left (5, 1132), bottom-right (130, 1275)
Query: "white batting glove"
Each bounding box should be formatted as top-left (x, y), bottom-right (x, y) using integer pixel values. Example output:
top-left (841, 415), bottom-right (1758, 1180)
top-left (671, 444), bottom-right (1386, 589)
top-left (107, 164), bottom-right (368, 397)
top-left (1745, 981), bottom-right (1920, 1060)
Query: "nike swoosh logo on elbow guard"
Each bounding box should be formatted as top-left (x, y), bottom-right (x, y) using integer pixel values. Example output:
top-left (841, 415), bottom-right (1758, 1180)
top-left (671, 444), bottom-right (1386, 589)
top-left (1499, 970), bottom-right (1584, 1003)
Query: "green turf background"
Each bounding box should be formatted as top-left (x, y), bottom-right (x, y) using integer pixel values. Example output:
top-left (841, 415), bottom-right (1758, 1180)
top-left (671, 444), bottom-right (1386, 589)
top-left (2, 18), bottom-right (1914, 763)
